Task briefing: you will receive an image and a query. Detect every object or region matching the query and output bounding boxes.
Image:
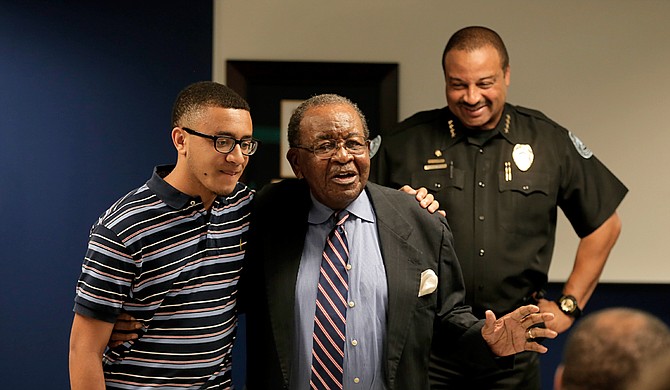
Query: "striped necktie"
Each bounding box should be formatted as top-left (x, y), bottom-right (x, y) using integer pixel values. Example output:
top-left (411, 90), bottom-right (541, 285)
top-left (310, 211), bottom-right (350, 389)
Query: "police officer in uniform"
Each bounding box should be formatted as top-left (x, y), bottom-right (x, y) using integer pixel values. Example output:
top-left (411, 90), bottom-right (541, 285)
top-left (370, 26), bottom-right (628, 390)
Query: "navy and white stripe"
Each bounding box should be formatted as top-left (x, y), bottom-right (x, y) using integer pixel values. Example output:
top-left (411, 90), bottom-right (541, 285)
top-left (74, 166), bottom-right (253, 389)
top-left (310, 211), bottom-right (350, 389)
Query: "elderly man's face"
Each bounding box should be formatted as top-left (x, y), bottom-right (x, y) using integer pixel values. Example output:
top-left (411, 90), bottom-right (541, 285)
top-left (287, 103), bottom-right (370, 211)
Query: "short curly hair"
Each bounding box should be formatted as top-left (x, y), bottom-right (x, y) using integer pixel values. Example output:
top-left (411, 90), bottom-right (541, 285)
top-left (560, 308), bottom-right (670, 390)
top-left (287, 94), bottom-right (369, 147)
top-left (171, 81), bottom-right (250, 127)
top-left (442, 26), bottom-right (509, 74)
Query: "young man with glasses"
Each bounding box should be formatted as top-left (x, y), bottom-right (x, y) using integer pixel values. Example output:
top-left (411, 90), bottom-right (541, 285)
top-left (69, 81), bottom-right (258, 389)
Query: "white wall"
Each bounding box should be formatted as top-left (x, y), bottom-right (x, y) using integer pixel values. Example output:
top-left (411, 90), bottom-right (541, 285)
top-left (214, 0), bottom-right (670, 283)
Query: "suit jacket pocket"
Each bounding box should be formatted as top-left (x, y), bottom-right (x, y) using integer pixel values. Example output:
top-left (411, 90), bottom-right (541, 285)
top-left (416, 289), bottom-right (437, 310)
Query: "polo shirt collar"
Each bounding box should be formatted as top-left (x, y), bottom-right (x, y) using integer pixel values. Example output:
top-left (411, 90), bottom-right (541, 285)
top-left (146, 165), bottom-right (200, 210)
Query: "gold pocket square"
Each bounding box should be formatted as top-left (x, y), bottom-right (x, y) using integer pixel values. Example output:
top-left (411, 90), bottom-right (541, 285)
top-left (418, 269), bottom-right (438, 297)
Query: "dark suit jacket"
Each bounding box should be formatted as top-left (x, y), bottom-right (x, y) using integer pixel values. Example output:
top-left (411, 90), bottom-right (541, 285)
top-left (242, 180), bottom-right (496, 389)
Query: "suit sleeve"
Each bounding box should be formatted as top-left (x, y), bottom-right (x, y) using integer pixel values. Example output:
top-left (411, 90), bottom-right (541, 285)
top-left (432, 217), bottom-right (510, 370)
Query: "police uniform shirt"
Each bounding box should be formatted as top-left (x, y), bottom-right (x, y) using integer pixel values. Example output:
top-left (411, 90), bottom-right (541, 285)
top-left (371, 104), bottom-right (628, 318)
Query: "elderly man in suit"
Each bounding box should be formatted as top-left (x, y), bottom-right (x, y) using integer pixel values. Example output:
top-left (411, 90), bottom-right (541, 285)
top-left (242, 94), bottom-right (556, 390)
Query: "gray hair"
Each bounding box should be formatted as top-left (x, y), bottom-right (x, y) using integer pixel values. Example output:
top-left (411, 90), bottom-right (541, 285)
top-left (287, 94), bottom-right (369, 147)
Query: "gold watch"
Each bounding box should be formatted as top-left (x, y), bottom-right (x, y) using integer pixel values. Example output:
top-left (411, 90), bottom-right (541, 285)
top-left (556, 295), bottom-right (582, 318)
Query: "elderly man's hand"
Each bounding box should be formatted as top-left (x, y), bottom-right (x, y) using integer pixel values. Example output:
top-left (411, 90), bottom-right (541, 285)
top-left (481, 305), bottom-right (557, 356)
top-left (399, 185), bottom-right (446, 217)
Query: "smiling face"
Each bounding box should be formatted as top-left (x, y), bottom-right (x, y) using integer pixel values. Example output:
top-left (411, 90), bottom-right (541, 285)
top-left (168, 105), bottom-right (253, 208)
top-left (444, 44), bottom-right (510, 130)
top-left (287, 103), bottom-right (370, 211)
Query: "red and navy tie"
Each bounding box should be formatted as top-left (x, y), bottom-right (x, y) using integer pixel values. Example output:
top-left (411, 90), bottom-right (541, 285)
top-left (310, 211), bottom-right (350, 389)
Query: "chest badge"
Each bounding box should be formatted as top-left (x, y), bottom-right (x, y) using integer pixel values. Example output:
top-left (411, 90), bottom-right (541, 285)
top-left (512, 144), bottom-right (534, 172)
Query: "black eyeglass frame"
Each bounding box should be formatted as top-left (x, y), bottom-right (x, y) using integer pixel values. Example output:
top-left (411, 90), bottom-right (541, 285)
top-left (181, 127), bottom-right (259, 156)
top-left (292, 136), bottom-right (370, 160)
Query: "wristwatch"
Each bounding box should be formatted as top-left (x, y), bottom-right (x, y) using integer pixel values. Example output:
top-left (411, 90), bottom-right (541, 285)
top-left (556, 295), bottom-right (582, 318)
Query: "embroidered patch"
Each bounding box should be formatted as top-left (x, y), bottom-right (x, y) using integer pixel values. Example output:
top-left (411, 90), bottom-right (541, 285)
top-left (568, 132), bottom-right (593, 159)
top-left (369, 135), bottom-right (382, 158)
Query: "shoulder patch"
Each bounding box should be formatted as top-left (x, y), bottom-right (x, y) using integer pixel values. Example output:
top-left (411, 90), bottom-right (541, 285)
top-left (568, 132), bottom-right (593, 159)
top-left (369, 135), bottom-right (381, 158)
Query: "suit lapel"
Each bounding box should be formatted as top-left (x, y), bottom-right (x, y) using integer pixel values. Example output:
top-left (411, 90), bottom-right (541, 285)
top-left (262, 182), bottom-right (425, 387)
top-left (366, 184), bottom-right (424, 386)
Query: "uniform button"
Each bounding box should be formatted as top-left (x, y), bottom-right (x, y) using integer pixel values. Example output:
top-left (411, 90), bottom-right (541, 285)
top-left (434, 182), bottom-right (442, 189)
top-left (351, 339), bottom-right (358, 346)
top-left (479, 249), bottom-right (485, 256)
top-left (478, 181), bottom-right (485, 187)
top-left (348, 301), bottom-right (355, 308)
top-left (479, 148), bottom-right (484, 154)
top-left (354, 378), bottom-right (360, 384)
top-left (478, 215), bottom-right (485, 221)
top-left (522, 185), bottom-right (529, 190)
top-left (346, 264), bottom-right (352, 270)
top-left (189, 201), bottom-right (196, 206)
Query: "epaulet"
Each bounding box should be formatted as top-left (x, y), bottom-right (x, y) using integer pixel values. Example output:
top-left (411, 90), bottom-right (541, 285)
top-left (514, 105), bottom-right (562, 128)
top-left (385, 108), bottom-right (445, 136)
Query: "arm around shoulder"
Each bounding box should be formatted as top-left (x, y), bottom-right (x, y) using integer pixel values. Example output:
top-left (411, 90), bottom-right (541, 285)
top-left (69, 313), bottom-right (115, 390)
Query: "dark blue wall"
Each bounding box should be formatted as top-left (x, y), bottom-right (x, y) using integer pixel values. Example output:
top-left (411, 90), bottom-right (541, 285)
top-left (0, 1), bottom-right (212, 388)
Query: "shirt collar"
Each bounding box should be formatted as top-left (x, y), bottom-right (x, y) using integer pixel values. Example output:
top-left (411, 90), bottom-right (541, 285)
top-left (308, 188), bottom-right (376, 226)
top-left (146, 165), bottom-right (193, 209)
top-left (146, 165), bottom-right (236, 209)
top-left (441, 104), bottom-right (519, 147)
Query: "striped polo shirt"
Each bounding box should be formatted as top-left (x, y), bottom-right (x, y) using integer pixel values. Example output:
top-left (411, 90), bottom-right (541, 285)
top-left (73, 165), bottom-right (253, 389)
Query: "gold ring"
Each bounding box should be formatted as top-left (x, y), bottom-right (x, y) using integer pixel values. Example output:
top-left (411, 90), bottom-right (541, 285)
top-left (527, 328), bottom-right (535, 340)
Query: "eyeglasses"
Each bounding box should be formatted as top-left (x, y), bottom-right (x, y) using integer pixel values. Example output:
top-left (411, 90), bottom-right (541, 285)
top-left (182, 127), bottom-right (259, 156)
top-left (293, 136), bottom-right (369, 160)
